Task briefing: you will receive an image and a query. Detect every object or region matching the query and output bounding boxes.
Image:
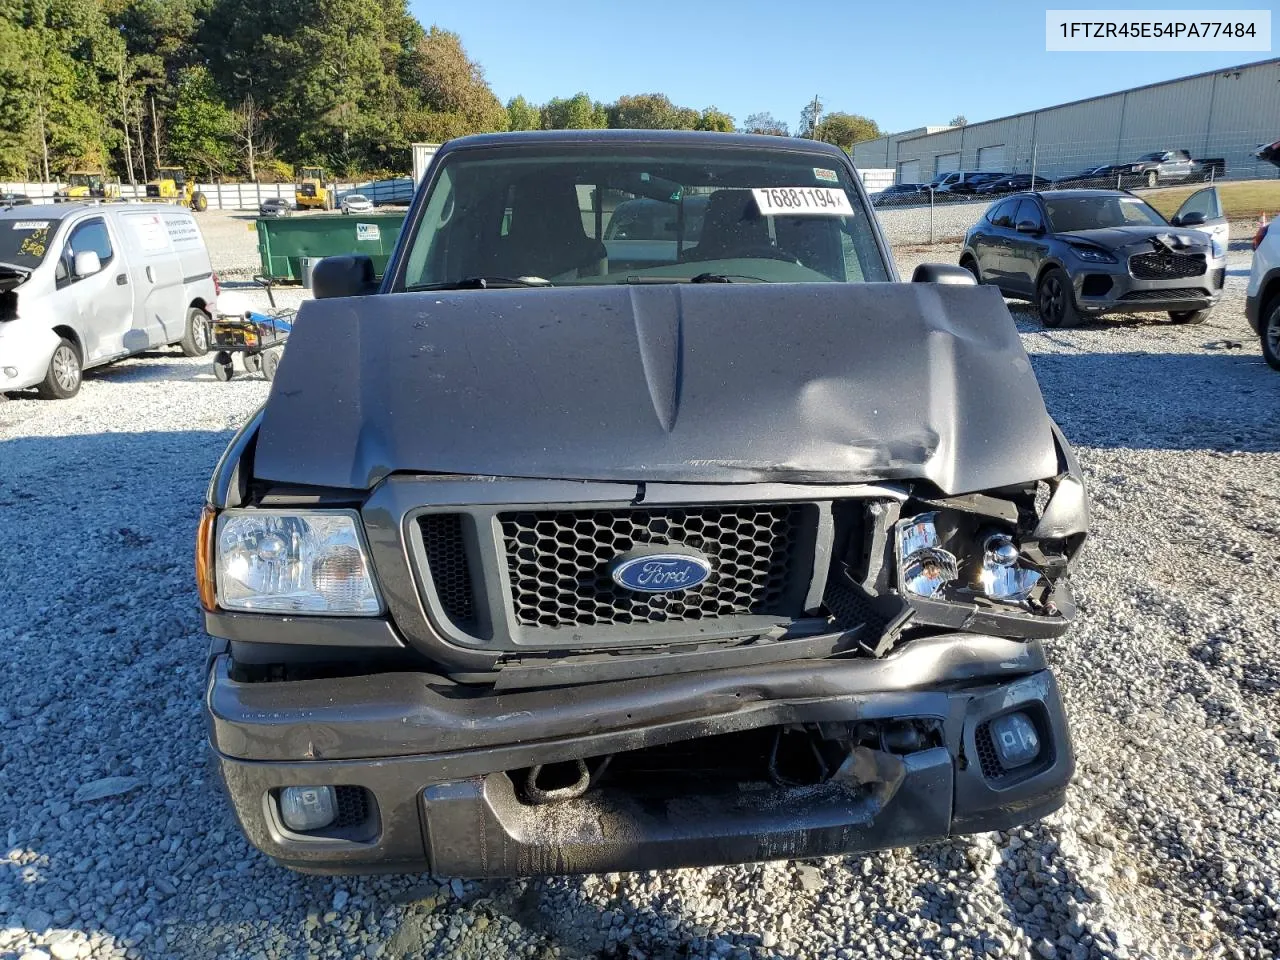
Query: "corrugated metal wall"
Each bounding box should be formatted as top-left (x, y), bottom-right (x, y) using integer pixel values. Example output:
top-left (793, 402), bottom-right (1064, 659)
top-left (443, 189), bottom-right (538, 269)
top-left (853, 58), bottom-right (1280, 183)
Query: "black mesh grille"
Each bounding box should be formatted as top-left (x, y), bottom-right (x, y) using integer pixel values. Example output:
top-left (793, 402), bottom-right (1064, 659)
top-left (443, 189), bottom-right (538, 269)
top-left (1211, 267), bottom-right (1225, 289)
top-left (974, 722), bottom-right (1005, 780)
top-left (1119, 287), bottom-right (1207, 302)
top-left (419, 514), bottom-right (476, 629)
top-left (823, 575), bottom-right (885, 634)
top-left (499, 505), bottom-right (806, 627)
top-left (1129, 251), bottom-right (1205, 280)
top-left (333, 786), bottom-right (370, 828)
top-left (1079, 274), bottom-right (1113, 298)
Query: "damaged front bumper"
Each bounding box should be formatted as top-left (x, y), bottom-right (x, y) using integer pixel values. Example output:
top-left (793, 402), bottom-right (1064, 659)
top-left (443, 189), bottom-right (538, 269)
top-left (207, 632), bottom-right (1073, 877)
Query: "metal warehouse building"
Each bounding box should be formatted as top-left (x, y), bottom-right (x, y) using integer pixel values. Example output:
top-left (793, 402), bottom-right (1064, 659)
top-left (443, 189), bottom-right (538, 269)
top-left (853, 57), bottom-right (1280, 184)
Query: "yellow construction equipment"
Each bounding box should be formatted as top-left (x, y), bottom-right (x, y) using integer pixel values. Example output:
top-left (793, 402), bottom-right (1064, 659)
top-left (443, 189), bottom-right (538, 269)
top-left (55, 171), bottom-right (121, 202)
top-left (294, 166), bottom-right (333, 210)
top-left (145, 166), bottom-right (208, 211)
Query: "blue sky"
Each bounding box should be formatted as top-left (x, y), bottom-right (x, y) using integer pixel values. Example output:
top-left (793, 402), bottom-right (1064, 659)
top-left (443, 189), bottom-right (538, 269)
top-left (409, 0), bottom-right (1272, 134)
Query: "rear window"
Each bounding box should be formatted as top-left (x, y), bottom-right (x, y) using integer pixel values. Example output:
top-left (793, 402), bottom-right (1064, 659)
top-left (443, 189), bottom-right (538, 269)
top-left (0, 217), bottom-right (63, 269)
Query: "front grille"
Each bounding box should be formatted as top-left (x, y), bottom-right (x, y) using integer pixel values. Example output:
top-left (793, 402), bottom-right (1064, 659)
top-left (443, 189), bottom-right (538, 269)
top-left (419, 514), bottom-right (476, 630)
top-left (1129, 251), bottom-right (1205, 280)
top-left (144, 184), bottom-right (160, 198)
top-left (1211, 267), bottom-right (1225, 289)
top-left (974, 722), bottom-right (1005, 780)
top-left (499, 505), bottom-right (806, 628)
top-left (333, 786), bottom-right (371, 828)
top-left (1119, 287), bottom-right (1207, 302)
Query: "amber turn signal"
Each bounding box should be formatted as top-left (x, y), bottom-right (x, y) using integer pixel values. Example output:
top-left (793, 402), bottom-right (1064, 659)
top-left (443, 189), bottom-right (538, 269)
top-left (196, 505), bottom-right (218, 612)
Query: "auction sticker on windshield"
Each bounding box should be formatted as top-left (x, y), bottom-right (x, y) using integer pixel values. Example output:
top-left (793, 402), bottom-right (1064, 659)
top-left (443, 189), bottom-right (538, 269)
top-left (11, 221), bottom-right (50, 231)
top-left (751, 187), bottom-right (852, 216)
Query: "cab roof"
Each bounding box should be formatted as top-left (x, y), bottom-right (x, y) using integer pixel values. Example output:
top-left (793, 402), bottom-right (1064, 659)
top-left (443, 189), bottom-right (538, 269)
top-left (437, 128), bottom-right (853, 160)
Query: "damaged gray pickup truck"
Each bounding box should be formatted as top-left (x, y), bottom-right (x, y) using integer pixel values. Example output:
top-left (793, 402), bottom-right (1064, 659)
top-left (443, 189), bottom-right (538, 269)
top-left (199, 130), bottom-right (1089, 877)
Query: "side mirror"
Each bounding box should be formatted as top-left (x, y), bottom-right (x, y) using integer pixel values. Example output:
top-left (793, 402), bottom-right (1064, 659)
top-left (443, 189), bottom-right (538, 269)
top-left (1015, 220), bottom-right (1042, 234)
top-left (1173, 211), bottom-right (1206, 227)
top-left (312, 255), bottom-right (377, 299)
top-left (911, 263), bottom-right (977, 285)
top-left (72, 250), bottom-right (102, 277)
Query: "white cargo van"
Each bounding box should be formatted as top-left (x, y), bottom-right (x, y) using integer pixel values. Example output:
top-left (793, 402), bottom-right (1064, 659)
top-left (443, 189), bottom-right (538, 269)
top-left (0, 203), bottom-right (217, 399)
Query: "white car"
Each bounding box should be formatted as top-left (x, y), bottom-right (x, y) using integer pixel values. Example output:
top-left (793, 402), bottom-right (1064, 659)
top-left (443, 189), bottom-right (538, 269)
top-left (340, 194), bottom-right (373, 215)
top-left (1245, 217), bottom-right (1279, 370)
top-left (0, 203), bottom-right (217, 399)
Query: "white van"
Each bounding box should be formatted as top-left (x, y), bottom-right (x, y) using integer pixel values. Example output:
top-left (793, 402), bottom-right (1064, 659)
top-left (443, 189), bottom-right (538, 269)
top-left (0, 203), bottom-right (217, 399)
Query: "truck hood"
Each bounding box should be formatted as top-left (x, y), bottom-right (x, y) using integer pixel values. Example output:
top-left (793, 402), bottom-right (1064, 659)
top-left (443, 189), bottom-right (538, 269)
top-left (252, 283), bottom-right (1059, 494)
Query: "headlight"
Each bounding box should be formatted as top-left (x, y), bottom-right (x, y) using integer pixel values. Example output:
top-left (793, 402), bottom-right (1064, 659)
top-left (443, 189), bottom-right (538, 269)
top-left (1211, 238), bottom-right (1224, 258)
top-left (896, 513), bottom-right (1043, 606)
top-left (215, 510), bottom-right (381, 614)
top-left (1069, 245), bottom-right (1116, 264)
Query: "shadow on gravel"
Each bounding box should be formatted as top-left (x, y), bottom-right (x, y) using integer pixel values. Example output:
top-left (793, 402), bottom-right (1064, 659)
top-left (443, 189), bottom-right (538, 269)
top-left (1027, 351), bottom-right (1280, 453)
top-left (90, 360), bottom-right (211, 384)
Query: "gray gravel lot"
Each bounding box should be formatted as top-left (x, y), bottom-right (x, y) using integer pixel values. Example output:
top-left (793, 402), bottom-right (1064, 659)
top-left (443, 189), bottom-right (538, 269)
top-left (1, 211), bottom-right (1278, 960)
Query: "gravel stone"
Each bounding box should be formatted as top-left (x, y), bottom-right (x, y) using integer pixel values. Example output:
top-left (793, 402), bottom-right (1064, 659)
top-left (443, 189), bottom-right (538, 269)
top-left (0, 210), bottom-right (1275, 960)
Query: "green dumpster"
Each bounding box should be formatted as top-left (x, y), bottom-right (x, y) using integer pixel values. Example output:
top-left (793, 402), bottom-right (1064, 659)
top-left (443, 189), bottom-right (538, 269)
top-left (255, 213), bottom-right (406, 283)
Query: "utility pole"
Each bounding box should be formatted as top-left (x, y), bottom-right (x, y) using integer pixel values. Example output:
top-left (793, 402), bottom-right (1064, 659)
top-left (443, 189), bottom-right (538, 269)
top-left (37, 93), bottom-right (50, 183)
top-left (811, 94), bottom-right (821, 139)
top-left (136, 106), bottom-right (148, 183)
top-left (118, 51), bottom-right (135, 185)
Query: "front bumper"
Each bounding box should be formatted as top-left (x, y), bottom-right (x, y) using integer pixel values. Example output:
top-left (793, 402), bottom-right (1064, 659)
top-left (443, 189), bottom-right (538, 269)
top-left (1071, 259), bottom-right (1225, 315)
top-left (208, 633), bottom-right (1074, 877)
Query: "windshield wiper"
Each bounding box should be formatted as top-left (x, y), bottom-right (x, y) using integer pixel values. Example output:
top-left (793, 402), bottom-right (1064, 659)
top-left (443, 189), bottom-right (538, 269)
top-left (0, 261), bottom-right (31, 277)
top-left (624, 273), bottom-right (769, 285)
top-left (406, 276), bottom-right (552, 291)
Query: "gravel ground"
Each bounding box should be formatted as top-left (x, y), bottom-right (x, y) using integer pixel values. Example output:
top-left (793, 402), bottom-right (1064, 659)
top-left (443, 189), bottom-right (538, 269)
top-left (1, 212), bottom-right (1278, 960)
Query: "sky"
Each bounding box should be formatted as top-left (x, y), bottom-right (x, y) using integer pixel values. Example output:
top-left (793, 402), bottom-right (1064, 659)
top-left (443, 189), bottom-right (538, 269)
top-left (408, 0), bottom-right (1273, 135)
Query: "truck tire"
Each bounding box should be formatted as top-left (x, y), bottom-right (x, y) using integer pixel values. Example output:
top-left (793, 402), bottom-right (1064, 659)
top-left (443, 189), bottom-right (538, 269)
top-left (262, 348), bottom-right (281, 381)
top-left (1037, 268), bottom-right (1081, 329)
top-left (213, 351), bottom-right (234, 381)
top-left (36, 338), bottom-right (82, 400)
top-left (1146, 171), bottom-right (1158, 188)
top-left (180, 307), bottom-right (211, 357)
top-left (192, 191), bottom-right (208, 212)
top-left (1168, 308), bottom-right (1212, 325)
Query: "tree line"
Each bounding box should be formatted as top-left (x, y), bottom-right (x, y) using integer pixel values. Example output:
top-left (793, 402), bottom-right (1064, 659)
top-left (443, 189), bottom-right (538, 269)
top-left (0, 0), bottom-right (881, 182)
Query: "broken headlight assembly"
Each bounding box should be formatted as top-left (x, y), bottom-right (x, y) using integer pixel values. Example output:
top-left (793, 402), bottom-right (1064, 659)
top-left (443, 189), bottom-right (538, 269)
top-left (895, 511), bottom-right (1052, 611)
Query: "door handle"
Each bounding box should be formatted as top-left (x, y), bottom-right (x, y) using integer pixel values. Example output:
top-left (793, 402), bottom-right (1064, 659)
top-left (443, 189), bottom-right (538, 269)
top-left (145, 265), bottom-right (155, 283)
top-left (116, 273), bottom-right (128, 286)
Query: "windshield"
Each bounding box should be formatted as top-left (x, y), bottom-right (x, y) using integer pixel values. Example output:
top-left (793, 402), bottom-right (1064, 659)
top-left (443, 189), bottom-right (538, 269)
top-left (348, 195), bottom-right (368, 202)
top-left (0, 217), bottom-right (62, 269)
top-left (1044, 196), bottom-right (1167, 232)
top-left (398, 143), bottom-right (890, 288)
top-left (68, 174), bottom-right (99, 188)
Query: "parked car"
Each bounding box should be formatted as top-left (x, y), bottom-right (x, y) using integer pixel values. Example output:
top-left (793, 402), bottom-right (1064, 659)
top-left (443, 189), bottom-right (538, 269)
top-left (0, 203), bottom-right (216, 398)
top-left (872, 183), bottom-right (927, 206)
top-left (1125, 150), bottom-right (1225, 188)
top-left (945, 172), bottom-right (1010, 195)
top-left (960, 188), bottom-right (1227, 328)
top-left (200, 129), bottom-right (1088, 878)
top-left (341, 193), bottom-right (374, 215)
top-left (974, 174), bottom-right (1052, 196)
top-left (1245, 217), bottom-right (1279, 369)
top-left (928, 170), bottom-right (997, 193)
top-left (0, 192), bottom-right (31, 209)
top-left (258, 196), bottom-right (293, 218)
top-left (1052, 165), bottom-right (1132, 190)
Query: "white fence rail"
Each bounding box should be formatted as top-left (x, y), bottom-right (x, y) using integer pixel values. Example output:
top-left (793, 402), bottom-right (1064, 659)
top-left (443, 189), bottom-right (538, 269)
top-left (1, 178), bottom-right (416, 210)
top-left (858, 168), bottom-right (895, 194)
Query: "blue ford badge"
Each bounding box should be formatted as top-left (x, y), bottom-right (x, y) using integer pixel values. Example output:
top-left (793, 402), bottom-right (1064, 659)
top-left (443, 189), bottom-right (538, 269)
top-left (610, 549), bottom-right (712, 593)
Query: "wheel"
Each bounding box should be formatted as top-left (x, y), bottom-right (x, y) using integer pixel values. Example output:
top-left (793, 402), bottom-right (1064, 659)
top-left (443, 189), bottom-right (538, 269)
top-left (213, 351), bottom-right (234, 381)
top-left (262, 348), bottom-right (281, 381)
top-left (1037, 268), bottom-right (1081, 329)
top-left (1168, 308), bottom-right (1213, 325)
top-left (960, 255), bottom-right (982, 283)
top-left (244, 352), bottom-right (263, 374)
top-left (191, 191), bottom-right (208, 212)
top-left (1262, 300), bottom-right (1280, 371)
top-left (180, 307), bottom-right (211, 356)
top-left (36, 338), bottom-right (82, 399)
top-left (1145, 171), bottom-right (1158, 188)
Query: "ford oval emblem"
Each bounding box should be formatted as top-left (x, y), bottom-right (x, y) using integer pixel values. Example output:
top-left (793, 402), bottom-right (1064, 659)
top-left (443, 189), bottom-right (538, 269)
top-left (610, 549), bottom-right (712, 593)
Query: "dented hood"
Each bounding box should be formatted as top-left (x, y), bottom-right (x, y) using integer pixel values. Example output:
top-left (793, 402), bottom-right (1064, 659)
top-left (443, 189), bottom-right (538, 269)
top-left (253, 283), bottom-right (1058, 494)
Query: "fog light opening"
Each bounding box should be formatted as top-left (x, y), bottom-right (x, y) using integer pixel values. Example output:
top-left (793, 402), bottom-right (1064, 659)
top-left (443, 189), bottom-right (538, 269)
top-left (279, 785), bottom-right (337, 832)
top-left (990, 711), bottom-right (1041, 770)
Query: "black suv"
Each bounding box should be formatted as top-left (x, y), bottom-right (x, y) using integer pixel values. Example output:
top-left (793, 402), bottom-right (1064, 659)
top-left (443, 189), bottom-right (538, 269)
top-left (961, 188), bottom-right (1228, 327)
top-left (200, 131), bottom-right (1088, 877)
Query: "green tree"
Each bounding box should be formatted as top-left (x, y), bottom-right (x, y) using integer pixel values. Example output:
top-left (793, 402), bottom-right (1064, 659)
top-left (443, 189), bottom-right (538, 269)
top-left (167, 64), bottom-right (235, 174)
top-left (950, 114), bottom-right (967, 127)
top-left (740, 112), bottom-right (788, 136)
top-left (815, 112), bottom-right (881, 151)
top-left (542, 93), bottom-right (606, 129)
top-left (506, 95), bottom-right (541, 131)
top-left (609, 93), bottom-right (698, 130)
top-left (696, 106), bottom-right (734, 133)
